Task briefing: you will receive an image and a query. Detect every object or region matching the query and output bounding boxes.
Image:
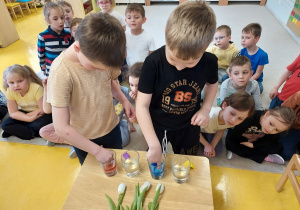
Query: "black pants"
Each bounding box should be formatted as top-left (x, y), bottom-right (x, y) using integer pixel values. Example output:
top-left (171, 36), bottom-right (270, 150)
top-left (73, 123), bottom-right (122, 165)
top-left (226, 139), bottom-right (283, 163)
top-left (0, 106), bottom-right (8, 120)
top-left (153, 123), bottom-right (200, 155)
top-left (1, 111), bottom-right (52, 140)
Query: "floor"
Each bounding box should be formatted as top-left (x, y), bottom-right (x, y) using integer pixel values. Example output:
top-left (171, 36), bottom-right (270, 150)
top-left (0, 2), bottom-right (300, 210)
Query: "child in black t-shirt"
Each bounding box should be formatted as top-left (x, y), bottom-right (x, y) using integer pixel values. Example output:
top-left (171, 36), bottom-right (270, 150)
top-left (226, 106), bottom-right (295, 164)
top-left (136, 1), bottom-right (218, 165)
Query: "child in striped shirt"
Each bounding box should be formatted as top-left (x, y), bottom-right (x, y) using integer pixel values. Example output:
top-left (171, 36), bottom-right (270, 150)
top-left (37, 2), bottom-right (72, 76)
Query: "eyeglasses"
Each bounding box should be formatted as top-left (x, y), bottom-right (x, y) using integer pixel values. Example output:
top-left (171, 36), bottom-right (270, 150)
top-left (98, 1), bottom-right (111, 5)
top-left (214, 36), bottom-right (226, 41)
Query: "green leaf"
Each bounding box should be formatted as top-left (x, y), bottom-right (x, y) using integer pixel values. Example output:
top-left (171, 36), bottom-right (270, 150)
top-left (150, 185), bottom-right (161, 210)
top-left (126, 205), bottom-right (130, 210)
top-left (105, 194), bottom-right (117, 210)
top-left (137, 187), bottom-right (147, 210)
top-left (131, 184), bottom-right (139, 210)
top-left (148, 202), bottom-right (153, 210)
top-left (120, 205), bottom-right (125, 210)
top-left (117, 187), bottom-right (127, 209)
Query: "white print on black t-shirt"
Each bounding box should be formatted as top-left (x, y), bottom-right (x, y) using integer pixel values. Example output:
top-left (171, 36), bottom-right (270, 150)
top-left (161, 79), bottom-right (201, 115)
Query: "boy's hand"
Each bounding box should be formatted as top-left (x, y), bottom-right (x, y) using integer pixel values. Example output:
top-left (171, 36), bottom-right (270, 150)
top-left (42, 78), bottom-right (48, 89)
top-left (129, 91), bottom-right (137, 100)
top-left (240, 142), bottom-right (254, 148)
top-left (191, 108), bottom-right (210, 127)
top-left (147, 142), bottom-right (162, 165)
top-left (123, 100), bottom-right (136, 122)
top-left (269, 87), bottom-right (278, 99)
top-left (95, 145), bottom-right (115, 164)
top-left (204, 145), bottom-right (215, 157)
top-left (129, 122), bottom-right (136, 133)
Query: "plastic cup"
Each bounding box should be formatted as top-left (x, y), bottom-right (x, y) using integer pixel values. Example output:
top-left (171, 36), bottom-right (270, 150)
top-left (99, 150), bottom-right (117, 177)
top-left (171, 155), bottom-right (190, 184)
top-left (147, 154), bottom-right (166, 180)
top-left (121, 150), bottom-right (140, 177)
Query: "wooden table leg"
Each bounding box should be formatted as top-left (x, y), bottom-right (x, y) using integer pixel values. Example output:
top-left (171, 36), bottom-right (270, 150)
top-left (219, 0), bottom-right (228, 6)
top-left (145, 0), bottom-right (150, 6)
top-left (260, 0), bottom-right (266, 6)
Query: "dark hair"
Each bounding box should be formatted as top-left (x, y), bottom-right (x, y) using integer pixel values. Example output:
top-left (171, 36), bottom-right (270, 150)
top-left (125, 3), bottom-right (145, 17)
top-left (269, 106), bottom-right (296, 129)
top-left (123, 62), bottom-right (143, 81)
top-left (242, 23), bottom-right (262, 37)
top-left (70, 18), bottom-right (82, 30)
top-left (229, 56), bottom-right (252, 73)
top-left (221, 91), bottom-right (255, 117)
top-left (75, 13), bottom-right (126, 68)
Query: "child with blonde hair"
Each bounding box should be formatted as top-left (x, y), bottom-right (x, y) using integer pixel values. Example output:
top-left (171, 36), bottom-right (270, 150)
top-left (136, 1), bottom-right (218, 164)
top-left (37, 2), bottom-right (72, 76)
top-left (97, 0), bottom-right (126, 31)
top-left (219, 56), bottom-right (263, 110)
top-left (206, 25), bottom-right (238, 82)
top-left (226, 106), bottom-right (296, 164)
top-left (57, 1), bottom-right (74, 32)
top-left (200, 91), bottom-right (255, 157)
top-left (1, 65), bottom-right (52, 140)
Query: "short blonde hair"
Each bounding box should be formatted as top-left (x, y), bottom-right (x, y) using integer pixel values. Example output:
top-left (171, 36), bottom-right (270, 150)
top-left (216, 25), bottom-right (231, 36)
top-left (165, 1), bottom-right (216, 60)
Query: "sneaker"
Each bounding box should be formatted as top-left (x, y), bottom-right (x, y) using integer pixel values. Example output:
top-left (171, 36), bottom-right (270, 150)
top-left (264, 154), bottom-right (285, 165)
top-left (1, 131), bottom-right (11, 138)
top-left (227, 151), bottom-right (234, 159)
top-left (47, 141), bottom-right (55, 147)
top-left (69, 147), bottom-right (77, 159)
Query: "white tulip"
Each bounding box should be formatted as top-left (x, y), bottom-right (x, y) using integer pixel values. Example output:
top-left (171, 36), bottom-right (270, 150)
top-left (156, 183), bottom-right (164, 194)
top-left (140, 181), bottom-right (151, 192)
top-left (118, 183), bottom-right (126, 194)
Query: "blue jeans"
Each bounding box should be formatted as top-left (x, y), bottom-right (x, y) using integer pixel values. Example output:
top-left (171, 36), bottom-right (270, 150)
top-left (269, 95), bottom-right (283, 109)
top-left (73, 123), bottom-right (122, 165)
top-left (222, 74), bottom-right (263, 93)
top-left (279, 128), bottom-right (300, 160)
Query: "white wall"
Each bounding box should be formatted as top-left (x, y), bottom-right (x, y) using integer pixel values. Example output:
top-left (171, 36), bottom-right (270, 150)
top-left (266, 0), bottom-right (300, 45)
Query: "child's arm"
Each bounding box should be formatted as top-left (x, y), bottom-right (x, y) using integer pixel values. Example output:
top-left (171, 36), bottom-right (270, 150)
top-left (210, 129), bottom-right (225, 152)
top-left (7, 99), bottom-right (42, 122)
top-left (191, 82), bottom-right (218, 126)
top-left (52, 106), bottom-right (114, 163)
top-left (136, 91), bottom-right (162, 164)
top-left (42, 78), bottom-right (52, 114)
top-left (37, 34), bottom-right (46, 73)
top-left (129, 120), bottom-right (136, 133)
top-left (251, 65), bottom-right (264, 80)
top-left (111, 80), bottom-right (135, 121)
top-left (269, 69), bottom-right (293, 99)
top-left (199, 133), bottom-right (215, 157)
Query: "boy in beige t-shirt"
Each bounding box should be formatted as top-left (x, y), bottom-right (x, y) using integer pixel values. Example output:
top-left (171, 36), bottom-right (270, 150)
top-left (47, 13), bottom-right (135, 165)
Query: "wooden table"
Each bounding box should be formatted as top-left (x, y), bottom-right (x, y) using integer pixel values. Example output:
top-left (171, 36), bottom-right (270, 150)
top-left (63, 150), bottom-right (214, 210)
